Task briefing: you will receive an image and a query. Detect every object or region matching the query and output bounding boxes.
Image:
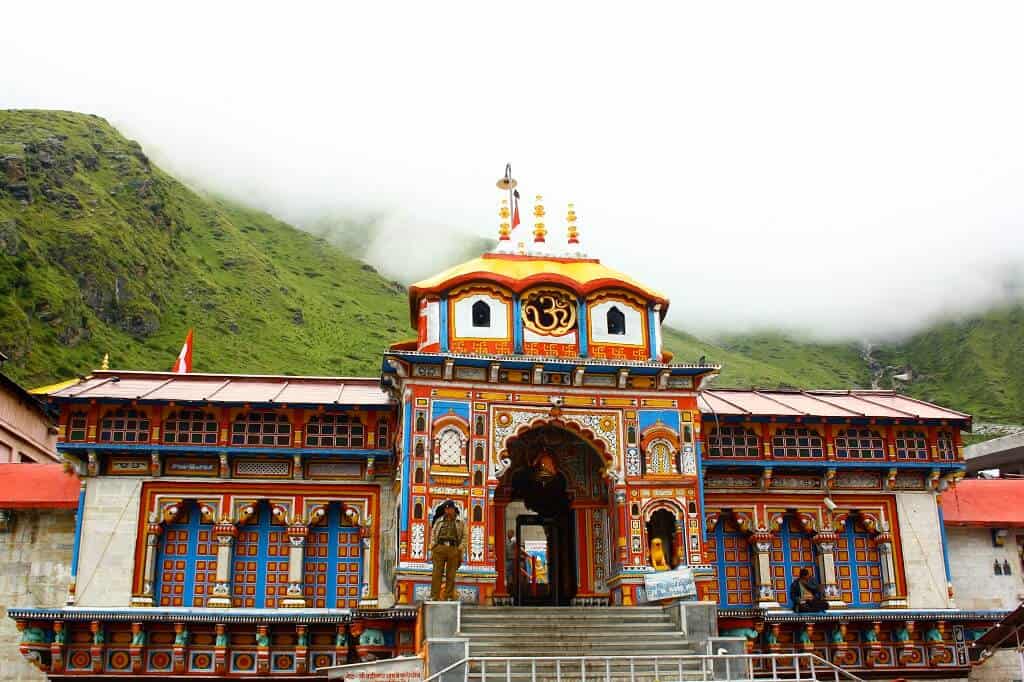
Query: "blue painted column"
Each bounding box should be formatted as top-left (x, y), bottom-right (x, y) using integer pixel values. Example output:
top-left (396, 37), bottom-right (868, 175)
top-left (512, 297), bottom-right (524, 353)
top-left (577, 299), bottom-right (589, 357)
top-left (647, 306), bottom-right (659, 362)
top-left (400, 400), bottom-right (413, 533)
top-left (937, 495), bottom-right (953, 601)
top-left (68, 480), bottom-right (86, 604)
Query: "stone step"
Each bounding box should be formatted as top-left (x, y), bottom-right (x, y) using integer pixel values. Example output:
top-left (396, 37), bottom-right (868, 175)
top-left (469, 646), bottom-right (699, 657)
top-left (460, 622), bottom-right (675, 634)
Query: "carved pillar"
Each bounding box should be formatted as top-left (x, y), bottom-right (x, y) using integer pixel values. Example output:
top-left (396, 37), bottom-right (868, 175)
top-left (366, 456), bottom-right (376, 479)
top-left (133, 520), bottom-right (163, 607)
top-left (208, 521), bottom-right (238, 607)
top-left (214, 623), bottom-right (229, 674)
top-left (219, 451), bottom-right (229, 478)
top-left (173, 623), bottom-right (188, 674)
top-left (256, 625), bottom-right (270, 674)
top-left (812, 531), bottom-right (845, 607)
top-left (335, 624), bottom-right (350, 665)
top-left (282, 524), bottom-right (308, 608)
top-left (493, 499), bottom-right (509, 601)
top-left (293, 453), bottom-right (303, 480)
top-left (87, 450), bottom-right (99, 476)
top-left (50, 621), bottom-right (66, 673)
top-left (358, 512), bottom-right (375, 604)
top-left (150, 450), bottom-right (161, 477)
top-left (129, 622), bottom-right (145, 673)
top-left (875, 529), bottom-right (901, 607)
top-left (674, 518), bottom-right (686, 568)
top-left (295, 624), bottom-right (309, 674)
top-left (749, 530), bottom-right (780, 608)
top-left (90, 621), bottom-right (103, 673)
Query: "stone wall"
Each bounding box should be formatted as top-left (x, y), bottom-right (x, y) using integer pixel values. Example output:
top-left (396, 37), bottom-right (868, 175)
top-left (896, 491), bottom-right (953, 609)
top-left (0, 509), bottom-right (75, 682)
top-left (74, 476), bottom-right (142, 606)
top-left (947, 526), bottom-right (1024, 611)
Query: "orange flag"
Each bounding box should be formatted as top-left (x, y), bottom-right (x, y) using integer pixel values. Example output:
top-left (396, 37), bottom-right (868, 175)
top-left (171, 329), bottom-right (193, 374)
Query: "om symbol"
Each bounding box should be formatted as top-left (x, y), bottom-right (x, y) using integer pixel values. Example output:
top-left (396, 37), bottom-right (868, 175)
top-left (521, 289), bottom-right (577, 336)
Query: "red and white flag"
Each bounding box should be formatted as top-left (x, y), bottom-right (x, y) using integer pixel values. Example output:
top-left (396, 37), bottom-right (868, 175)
top-left (171, 329), bottom-right (193, 374)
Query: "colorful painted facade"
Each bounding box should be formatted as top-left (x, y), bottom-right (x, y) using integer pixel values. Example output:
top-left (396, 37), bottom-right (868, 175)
top-left (7, 197), bottom-right (1008, 679)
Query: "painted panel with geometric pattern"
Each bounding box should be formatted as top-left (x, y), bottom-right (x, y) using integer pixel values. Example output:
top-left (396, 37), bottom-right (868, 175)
top-left (232, 501), bottom-right (290, 608)
top-left (835, 517), bottom-right (883, 606)
top-left (770, 516), bottom-right (818, 607)
top-left (303, 504), bottom-right (364, 608)
top-left (707, 517), bottom-right (754, 606)
top-left (154, 503), bottom-right (217, 607)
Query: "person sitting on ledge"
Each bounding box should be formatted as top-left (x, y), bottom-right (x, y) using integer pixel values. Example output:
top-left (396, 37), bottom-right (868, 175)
top-left (790, 568), bottom-right (829, 613)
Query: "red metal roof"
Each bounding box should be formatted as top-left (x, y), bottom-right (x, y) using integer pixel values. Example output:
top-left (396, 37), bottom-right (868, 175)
top-left (941, 479), bottom-right (1024, 527)
top-left (698, 389), bottom-right (970, 425)
top-left (0, 464), bottom-right (80, 509)
top-left (43, 371), bottom-right (392, 407)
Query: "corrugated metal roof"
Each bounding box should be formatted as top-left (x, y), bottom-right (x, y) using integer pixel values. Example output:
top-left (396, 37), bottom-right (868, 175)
top-left (698, 389), bottom-right (970, 423)
top-left (45, 371), bottom-right (392, 407)
top-left (942, 479), bottom-right (1024, 526)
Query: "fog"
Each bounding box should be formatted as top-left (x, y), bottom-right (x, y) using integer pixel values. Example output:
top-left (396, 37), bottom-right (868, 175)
top-left (4, 1), bottom-right (1024, 340)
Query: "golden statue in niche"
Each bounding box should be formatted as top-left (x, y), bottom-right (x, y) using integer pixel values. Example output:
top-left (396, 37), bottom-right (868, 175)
top-left (650, 536), bottom-right (671, 571)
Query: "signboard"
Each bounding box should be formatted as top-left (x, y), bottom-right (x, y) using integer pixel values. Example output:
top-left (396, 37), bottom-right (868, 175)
top-left (326, 655), bottom-right (424, 681)
top-left (643, 566), bottom-right (697, 602)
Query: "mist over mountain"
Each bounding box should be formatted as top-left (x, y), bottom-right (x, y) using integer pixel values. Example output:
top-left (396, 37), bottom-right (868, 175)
top-left (1, 111), bottom-right (1021, 423)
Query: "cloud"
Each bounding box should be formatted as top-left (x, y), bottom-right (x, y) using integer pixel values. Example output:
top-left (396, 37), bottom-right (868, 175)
top-left (3, 1), bottom-right (1023, 340)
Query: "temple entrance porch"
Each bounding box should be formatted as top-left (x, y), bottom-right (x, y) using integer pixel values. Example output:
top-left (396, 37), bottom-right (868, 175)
top-left (492, 426), bottom-right (612, 606)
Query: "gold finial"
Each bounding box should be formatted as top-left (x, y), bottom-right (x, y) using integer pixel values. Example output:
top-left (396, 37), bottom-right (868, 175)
top-left (533, 194), bottom-right (546, 243)
top-left (566, 203), bottom-right (579, 245)
top-left (498, 199), bottom-right (511, 241)
top-left (101, 353), bottom-right (110, 370)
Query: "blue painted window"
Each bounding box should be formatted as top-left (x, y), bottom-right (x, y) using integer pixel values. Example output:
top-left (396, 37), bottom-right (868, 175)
top-left (154, 501), bottom-right (217, 607)
top-left (834, 515), bottom-right (883, 606)
top-left (232, 501), bottom-right (290, 607)
top-left (769, 516), bottom-right (818, 607)
top-left (304, 504), bottom-right (363, 608)
top-left (707, 516), bottom-right (755, 606)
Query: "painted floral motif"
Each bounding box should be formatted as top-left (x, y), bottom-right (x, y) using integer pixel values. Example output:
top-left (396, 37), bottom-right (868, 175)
top-left (470, 526), bottom-right (484, 562)
top-left (410, 524), bottom-right (425, 559)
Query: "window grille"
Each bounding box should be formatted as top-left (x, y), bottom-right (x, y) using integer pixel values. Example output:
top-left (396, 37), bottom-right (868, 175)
top-left (771, 427), bottom-right (824, 458)
top-left (707, 425), bottom-right (760, 457)
top-left (895, 430), bottom-right (929, 460)
top-left (305, 414), bottom-right (364, 448)
top-left (644, 441), bottom-right (677, 474)
top-left (936, 431), bottom-right (957, 460)
top-left (164, 410), bottom-right (218, 445)
top-left (835, 428), bottom-right (885, 459)
top-left (231, 412), bottom-right (292, 447)
top-left (68, 412), bottom-right (88, 442)
top-left (99, 408), bottom-right (150, 443)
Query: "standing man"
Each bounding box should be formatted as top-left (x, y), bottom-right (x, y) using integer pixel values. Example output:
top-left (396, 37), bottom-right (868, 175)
top-left (789, 568), bottom-right (829, 613)
top-left (430, 500), bottom-right (466, 601)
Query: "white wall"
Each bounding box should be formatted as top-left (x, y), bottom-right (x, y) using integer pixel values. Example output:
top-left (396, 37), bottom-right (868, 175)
top-left (947, 526), bottom-right (1024, 611)
top-left (452, 294), bottom-right (509, 339)
top-left (75, 477), bottom-right (143, 606)
top-left (589, 299), bottom-right (645, 345)
top-left (896, 491), bottom-right (953, 609)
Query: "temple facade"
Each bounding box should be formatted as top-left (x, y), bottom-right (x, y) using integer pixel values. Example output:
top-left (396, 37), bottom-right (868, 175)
top-left (6, 196), bottom-right (1009, 679)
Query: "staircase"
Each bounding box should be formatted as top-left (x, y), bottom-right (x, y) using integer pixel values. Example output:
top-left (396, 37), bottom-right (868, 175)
top-left (457, 606), bottom-right (703, 680)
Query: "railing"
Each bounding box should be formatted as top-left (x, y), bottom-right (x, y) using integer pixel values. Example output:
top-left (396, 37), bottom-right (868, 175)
top-left (423, 653), bottom-right (865, 682)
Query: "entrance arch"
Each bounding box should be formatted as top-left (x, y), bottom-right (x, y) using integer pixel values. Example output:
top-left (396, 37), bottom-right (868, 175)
top-left (493, 425), bottom-right (611, 606)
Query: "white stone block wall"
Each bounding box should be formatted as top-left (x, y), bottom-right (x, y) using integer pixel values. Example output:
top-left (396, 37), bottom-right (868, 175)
top-left (0, 509), bottom-right (75, 682)
top-left (896, 491), bottom-right (953, 609)
top-left (947, 526), bottom-right (1024, 611)
top-left (74, 477), bottom-right (142, 606)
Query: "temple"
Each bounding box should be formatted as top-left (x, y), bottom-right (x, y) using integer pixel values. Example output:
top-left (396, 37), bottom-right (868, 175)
top-left (7, 193), bottom-right (1008, 679)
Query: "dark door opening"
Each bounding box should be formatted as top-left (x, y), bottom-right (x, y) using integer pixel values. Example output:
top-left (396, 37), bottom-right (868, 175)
top-left (514, 512), bottom-right (576, 606)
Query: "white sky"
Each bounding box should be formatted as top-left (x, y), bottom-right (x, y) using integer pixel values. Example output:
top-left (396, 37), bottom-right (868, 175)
top-left (4, 1), bottom-right (1024, 340)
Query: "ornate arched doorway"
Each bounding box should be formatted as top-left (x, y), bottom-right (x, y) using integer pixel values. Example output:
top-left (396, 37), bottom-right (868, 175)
top-left (493, 426), bottom-right (611, 606)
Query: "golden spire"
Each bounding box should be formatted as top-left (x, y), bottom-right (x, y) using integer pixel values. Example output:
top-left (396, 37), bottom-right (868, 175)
top-left (533, 194), bottom-right (546, 243)
top-left (101, 353), bottom-right (110, 370)
top-left (498, 199), bottom-right (511, 242)
top-left (566, 203), bottom-right (579, 245)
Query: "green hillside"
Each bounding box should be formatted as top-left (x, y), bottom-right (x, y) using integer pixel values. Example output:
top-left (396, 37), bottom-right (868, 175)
top-left (873, 304), bottom-right (1024, 423)
top-left (1, 110), bottom-right (1020, 424)
top-left (0, 110), bottom-right (409, 385)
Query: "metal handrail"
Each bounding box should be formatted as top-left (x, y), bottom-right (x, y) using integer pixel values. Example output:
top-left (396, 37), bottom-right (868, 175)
top-left (423, 652), bottom-right (865, 682)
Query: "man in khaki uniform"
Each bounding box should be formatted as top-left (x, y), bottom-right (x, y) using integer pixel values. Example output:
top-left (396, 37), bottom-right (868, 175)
top-left (430, 500), bottom-right (466, 601)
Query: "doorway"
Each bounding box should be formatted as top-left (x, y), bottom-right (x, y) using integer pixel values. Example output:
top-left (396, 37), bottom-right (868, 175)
top-left (498, 425), bottom-right (607, 606)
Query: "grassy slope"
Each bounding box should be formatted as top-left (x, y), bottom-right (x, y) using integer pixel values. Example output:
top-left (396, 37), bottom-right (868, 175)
top-left (0, 110), bottom-right (409, 385)
top-left (874, 304), bottom-right (1024, 422)
top-left (662, 328), bottom-right (870, 389)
